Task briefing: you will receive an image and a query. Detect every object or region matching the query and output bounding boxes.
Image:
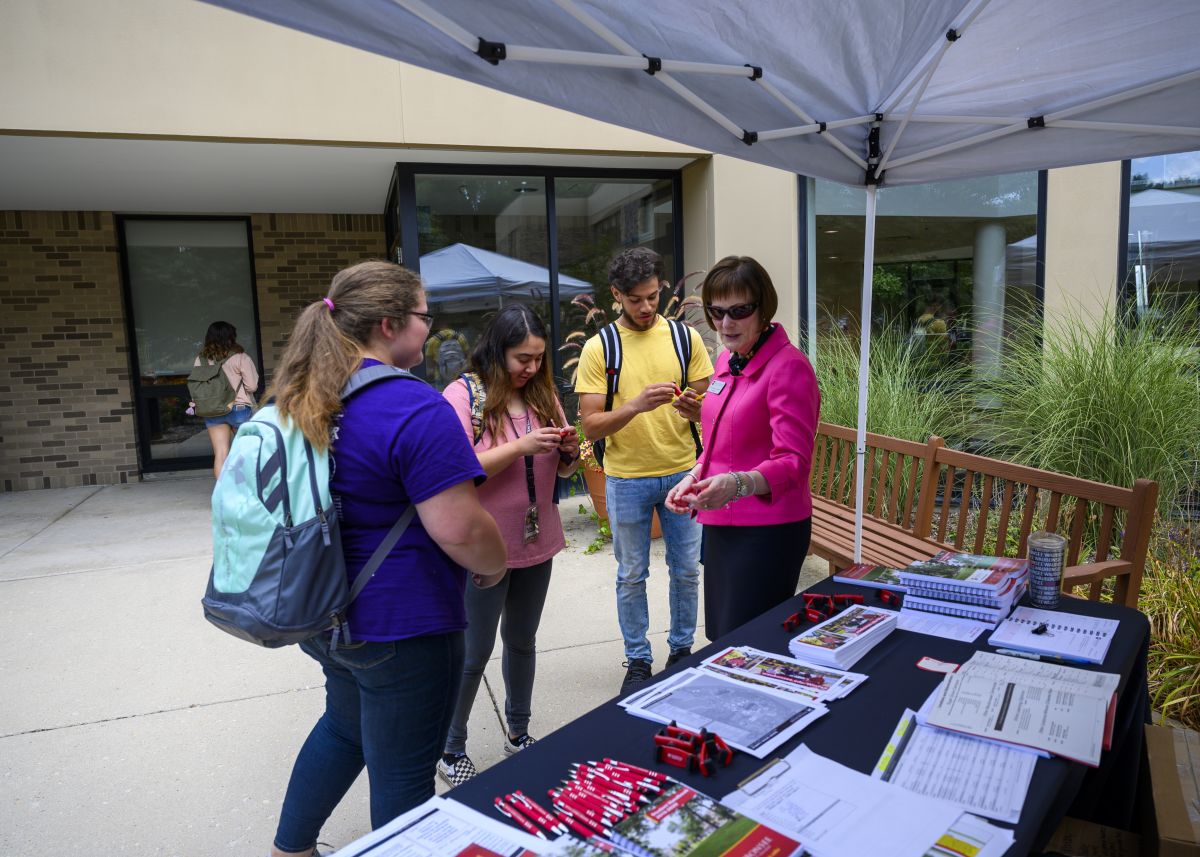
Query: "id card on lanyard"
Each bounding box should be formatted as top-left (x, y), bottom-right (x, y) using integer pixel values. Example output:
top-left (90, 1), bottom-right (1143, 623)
top-left (510, 411), bottom-right (539, 543)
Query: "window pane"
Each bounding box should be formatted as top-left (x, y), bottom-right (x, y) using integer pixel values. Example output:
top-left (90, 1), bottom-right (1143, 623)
top-left (415, 174), bottom-right (548, 390)
top-left (812, 173), bottom-right (1039, 367)
top-left (1126, 150), bottom-right (1200, 337)
top-left (555, 177), bottom-right (688, 413)
top-left (124, 220), bottom-right (257, 379)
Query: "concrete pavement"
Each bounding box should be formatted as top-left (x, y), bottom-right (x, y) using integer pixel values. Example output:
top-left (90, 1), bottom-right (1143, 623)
top-left (0, 477), bottom-right (825, 856)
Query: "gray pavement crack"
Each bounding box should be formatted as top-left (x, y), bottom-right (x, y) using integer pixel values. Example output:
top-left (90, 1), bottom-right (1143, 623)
top-left (0, 485), bottom-right (105, 562)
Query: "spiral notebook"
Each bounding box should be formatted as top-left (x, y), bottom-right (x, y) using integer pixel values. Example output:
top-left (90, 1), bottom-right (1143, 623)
top-left (987, 607), bottom-right (1119, 664)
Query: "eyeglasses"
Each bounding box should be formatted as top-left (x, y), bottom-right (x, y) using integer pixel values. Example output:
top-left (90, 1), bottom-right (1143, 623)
top-left (406, 310), bottom-right (435, 327)
top-left (705, 302), bottom-right (759, 321)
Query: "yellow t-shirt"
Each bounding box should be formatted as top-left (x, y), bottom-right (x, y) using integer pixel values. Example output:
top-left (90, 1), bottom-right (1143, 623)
top-left (575, 317), bottom-right (714, 478)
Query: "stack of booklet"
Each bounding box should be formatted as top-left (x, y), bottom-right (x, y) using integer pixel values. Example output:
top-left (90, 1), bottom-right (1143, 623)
top-left (897, 551), bottom-right (1029, 627)
top-left (788, 604), bottom-right (898, 669)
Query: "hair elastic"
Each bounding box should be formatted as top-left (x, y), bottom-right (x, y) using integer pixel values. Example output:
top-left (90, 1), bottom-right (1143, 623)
top-left (322, 297), bottom-right (335, 311)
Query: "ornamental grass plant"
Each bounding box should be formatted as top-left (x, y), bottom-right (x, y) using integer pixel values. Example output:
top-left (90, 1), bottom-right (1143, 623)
top-left (978, 302), bottom-right (1200, 518)
top-left (813, 319), bottom-right (971, 445)
top-left (1141, 525), bottom-right (1200, 730)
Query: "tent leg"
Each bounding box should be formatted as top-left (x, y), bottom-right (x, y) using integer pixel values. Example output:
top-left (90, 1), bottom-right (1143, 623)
top-left (854, 186), bottom-right (878, 564)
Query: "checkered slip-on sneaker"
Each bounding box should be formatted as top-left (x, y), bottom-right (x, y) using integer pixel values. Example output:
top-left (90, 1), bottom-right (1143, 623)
top-left (436, 753), bottom-right (479, 787)
top-left (503, 733), bottom-right (537, 757)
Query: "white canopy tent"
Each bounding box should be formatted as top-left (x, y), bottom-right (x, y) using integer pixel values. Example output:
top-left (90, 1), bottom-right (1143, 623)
top-left (204, 0), bottom-right (1200, 560)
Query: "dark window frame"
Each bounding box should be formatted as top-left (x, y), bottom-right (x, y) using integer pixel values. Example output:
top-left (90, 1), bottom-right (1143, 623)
top-left (116, 214), bottom-right (263, 474)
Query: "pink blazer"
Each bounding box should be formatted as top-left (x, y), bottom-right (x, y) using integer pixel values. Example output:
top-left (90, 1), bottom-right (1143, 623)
top-left (695, 324), bottom-right (820, 527)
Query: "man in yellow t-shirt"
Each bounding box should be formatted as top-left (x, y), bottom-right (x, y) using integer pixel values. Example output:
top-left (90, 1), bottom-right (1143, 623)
top-left (575, 247), bottom-right (713, 695)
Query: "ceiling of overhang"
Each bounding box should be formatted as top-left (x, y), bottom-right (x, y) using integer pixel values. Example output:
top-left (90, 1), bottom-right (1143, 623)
top-left (0, 135), bottom-right (698, 214)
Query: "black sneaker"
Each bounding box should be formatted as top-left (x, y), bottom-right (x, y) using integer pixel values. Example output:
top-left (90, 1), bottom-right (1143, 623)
top-left (665, 647), bottom-right (692, 668)
top-left (436, 752), bottom-right (478, 787)
top-left (620, 658), bottom-right (654, 695)
top-left (503, 733), bottom-right (537, 756)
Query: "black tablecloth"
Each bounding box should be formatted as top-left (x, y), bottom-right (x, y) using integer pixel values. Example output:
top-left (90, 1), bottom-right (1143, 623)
top-left (450, 579), bottom-right (1151, 855)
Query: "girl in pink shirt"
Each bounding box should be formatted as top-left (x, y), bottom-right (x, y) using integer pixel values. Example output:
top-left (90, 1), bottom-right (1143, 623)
top-left (192, 321), bottom-right (259, 478)
top-left (437, 305), bottom-right (580, 785)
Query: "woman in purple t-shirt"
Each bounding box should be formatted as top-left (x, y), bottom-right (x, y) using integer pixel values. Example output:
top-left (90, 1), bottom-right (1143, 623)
top-left (436, 305), bottom-right (581, 786)
top-left (267, 261), bottom-right (507, 857)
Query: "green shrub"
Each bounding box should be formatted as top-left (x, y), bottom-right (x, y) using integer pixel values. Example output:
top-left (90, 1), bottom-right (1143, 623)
top-left (980, 303), bottom-right (1200, 515)
top-left (1142, 527), bottom-right (1200, 730)
top-left (814, 322), bottom-right (970, 444)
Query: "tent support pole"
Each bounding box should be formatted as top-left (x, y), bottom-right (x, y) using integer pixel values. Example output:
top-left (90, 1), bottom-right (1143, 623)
top-left (854, 185), bottom-right (878, 564)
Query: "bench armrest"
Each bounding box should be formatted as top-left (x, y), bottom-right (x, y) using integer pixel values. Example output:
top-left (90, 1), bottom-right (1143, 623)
top-left (1061, 559), bottom-right (1131, 589)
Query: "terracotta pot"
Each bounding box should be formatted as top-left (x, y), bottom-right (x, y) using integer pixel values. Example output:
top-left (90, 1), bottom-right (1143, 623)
top-left (581, 465), bottom-right (662, 538)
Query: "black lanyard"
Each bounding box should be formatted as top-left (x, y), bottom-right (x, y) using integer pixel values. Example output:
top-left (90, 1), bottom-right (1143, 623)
top-left (508, 411), bottom-right (537, 505)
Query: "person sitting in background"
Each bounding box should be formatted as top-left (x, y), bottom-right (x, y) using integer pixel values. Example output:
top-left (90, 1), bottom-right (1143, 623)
top-left (665, 255), bottom-right (820, 640)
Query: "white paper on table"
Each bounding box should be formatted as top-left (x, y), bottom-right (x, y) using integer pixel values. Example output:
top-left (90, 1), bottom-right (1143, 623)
top-left (328, 795), bottom-right (545, 857)
top-left (699, 644), bottom-right (867, 702)
top-left (722, 744), bottom-right (964, 857)
top-left (965, 651), bottom-right (1120, 696)
top-left (616, 666), bottom-right (693, 709)
top-left (925, 813), bottom-right (1015, 857)
top-left (624, 667), bottom-right (827, 758)
top-left (898, 610), bottom-right (989, 642)
top-left (874, 708), bottom-right (1035, 824)
top-left (925, 668), bottom-right (1109, 766)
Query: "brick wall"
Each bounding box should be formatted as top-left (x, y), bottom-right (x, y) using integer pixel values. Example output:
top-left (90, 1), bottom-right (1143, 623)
top-left (251, 213), bottom-right (386, 378)
top-left (0, 211), bottom-right (138, 491)
top-left (1, 211), bottom-right (385, 492)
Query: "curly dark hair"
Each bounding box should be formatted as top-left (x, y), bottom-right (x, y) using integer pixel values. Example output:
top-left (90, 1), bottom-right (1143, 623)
top-left (608, 246), bottom-right (664, 293)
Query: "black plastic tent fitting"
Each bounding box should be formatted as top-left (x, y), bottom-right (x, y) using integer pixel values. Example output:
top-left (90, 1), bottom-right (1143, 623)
top-left (946, 28), bottom-right (960, 42)
top-left (742, 130), bottom-right (758, 145)
top-left (476, 37), bottom-right (506, 64)
top-left (817, 121), bottom-right (827, 133)
top-left (1027, 115), bottom-right (1046, 129)
top-left (744, 64), bottom-right (763, 80)
top-left (644, 55), bottom-right (662, 75)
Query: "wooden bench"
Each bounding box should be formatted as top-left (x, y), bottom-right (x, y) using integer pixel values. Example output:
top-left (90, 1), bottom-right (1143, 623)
top-left (808, 421), bottom-right (1159, 609)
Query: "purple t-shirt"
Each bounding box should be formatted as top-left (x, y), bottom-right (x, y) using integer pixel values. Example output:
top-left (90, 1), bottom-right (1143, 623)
top-left (331, 359), bottom-right (486, 641)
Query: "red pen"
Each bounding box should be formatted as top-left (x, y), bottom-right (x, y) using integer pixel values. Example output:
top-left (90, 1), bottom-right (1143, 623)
top-left (601, 758), bottom-right (669, 783)
top-left (494, 797), bottom-right (548, 840)
top-left (512, 791), bottom-right (568, 836)
top-left (553, 810), bottom-right (597, 839)
top-left (571, 775), bottom-right (649, 806)
top-left (552, 791), bottom-right (615, 828)
top-left (559, 785), bottom-right (627, 819)
top-left (552, 799), bottom-right (610, 835)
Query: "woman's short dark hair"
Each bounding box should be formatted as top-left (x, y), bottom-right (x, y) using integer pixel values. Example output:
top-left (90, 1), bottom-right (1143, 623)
top-left (700, 256), bottom-right (779, 328)
top-left (609, 246), bottom-right (664, 293)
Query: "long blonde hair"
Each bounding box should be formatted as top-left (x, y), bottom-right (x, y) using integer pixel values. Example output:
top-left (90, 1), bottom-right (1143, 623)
top-left (266, 260), bottom-right (423, 449)
top-left (470, 305), bottom-right (562, 440)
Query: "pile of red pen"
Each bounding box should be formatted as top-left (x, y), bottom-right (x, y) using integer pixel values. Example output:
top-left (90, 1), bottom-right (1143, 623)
top-left (493, 757), bottom-right (669, 842)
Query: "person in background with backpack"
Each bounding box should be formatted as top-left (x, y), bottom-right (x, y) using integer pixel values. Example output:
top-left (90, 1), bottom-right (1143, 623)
top-left (435, 305), bottom-right (580, 786)
top-left (664, 256), bottom-right (820, 640)
top-left (266, 261), bottom-right (507, 857)
top-left (190, 321), bottom-right (258, 477)
top-left (575, 247), bottom-right (713, 695)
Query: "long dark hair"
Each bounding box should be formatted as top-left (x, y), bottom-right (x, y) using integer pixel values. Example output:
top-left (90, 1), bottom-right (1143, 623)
top-left (266, 260), bottom-right (423, 450)
top-left (469, 305), bottom-right (562, 440)
top-left (199, 321), bottom-right (244, 361)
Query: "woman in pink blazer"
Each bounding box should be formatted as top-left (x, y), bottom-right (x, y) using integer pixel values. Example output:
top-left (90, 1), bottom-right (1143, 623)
top-left (665, 256), bottom-right (820, 639)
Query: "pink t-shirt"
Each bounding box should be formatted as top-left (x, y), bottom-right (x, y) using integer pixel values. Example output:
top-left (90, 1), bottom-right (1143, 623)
top-left (443, 378), bottom-right (566, 569)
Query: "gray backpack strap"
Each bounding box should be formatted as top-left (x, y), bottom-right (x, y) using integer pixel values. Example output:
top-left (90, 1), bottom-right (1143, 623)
top-left (348, 506), bottom-right (417, 603)
top-left (341, 364), bottom-right (422, 399)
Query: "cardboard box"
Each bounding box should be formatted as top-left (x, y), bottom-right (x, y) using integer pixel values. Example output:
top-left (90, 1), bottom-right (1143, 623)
top-left (1046, 817), bottom-right (1140, 857)
top-left (1144, 724), bottom-right (1200, 857)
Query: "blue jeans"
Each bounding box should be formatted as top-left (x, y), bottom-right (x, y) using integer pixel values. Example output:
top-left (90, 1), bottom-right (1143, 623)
top-left (203, 403), bottom-right (252, 429)
top-left (606, 471), bottom-right (701, 662)
top-left (273, 631), bottom-right (465, 853)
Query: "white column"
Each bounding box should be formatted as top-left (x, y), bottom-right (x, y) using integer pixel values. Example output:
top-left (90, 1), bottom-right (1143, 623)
top-left (972, 221), bottom-right (1007, 404)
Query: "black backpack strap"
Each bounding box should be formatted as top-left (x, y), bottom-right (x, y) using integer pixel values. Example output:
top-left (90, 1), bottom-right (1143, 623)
top-left (595, 323), bottom-right (622, 469)
top-left (667, 319), bottom-right (704, 459)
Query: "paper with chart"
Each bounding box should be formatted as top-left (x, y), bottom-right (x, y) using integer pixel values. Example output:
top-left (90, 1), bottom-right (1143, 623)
top-left (988, 606), bottom-right (1119, 663)
top-left (924, 656), bottom-right (1116, 766)
top-left (874, 708), bottom-right (1035, 824)
top-left (723, 744), bottom-right (965, 857)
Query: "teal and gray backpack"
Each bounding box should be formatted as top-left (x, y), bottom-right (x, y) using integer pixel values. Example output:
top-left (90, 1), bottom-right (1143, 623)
top-left (201, 364), bottom-right (421, 648)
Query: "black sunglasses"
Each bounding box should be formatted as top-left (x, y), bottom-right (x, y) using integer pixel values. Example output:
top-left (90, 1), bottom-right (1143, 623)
top-left (705, 302), bottom-right (759, 321)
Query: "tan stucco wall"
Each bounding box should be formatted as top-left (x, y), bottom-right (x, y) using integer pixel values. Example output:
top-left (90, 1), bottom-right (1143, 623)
top-left (0, 0), bottom-right (699, 156)
top-left (1043, 162), bottom-right (1124, 329)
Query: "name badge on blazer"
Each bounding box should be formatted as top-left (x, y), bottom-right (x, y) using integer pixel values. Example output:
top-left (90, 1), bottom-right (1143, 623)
top-left (708, 380), bottom-right (727, 395)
